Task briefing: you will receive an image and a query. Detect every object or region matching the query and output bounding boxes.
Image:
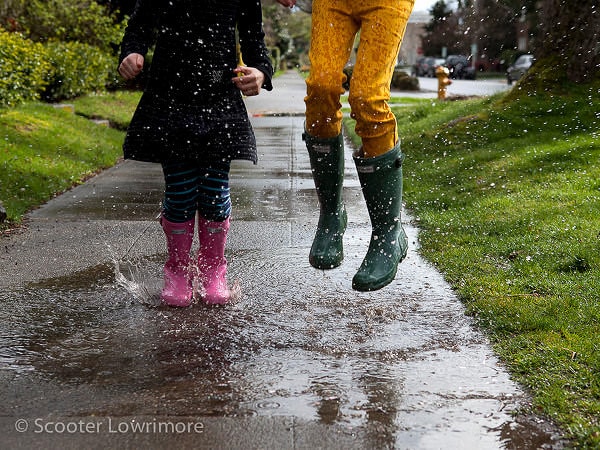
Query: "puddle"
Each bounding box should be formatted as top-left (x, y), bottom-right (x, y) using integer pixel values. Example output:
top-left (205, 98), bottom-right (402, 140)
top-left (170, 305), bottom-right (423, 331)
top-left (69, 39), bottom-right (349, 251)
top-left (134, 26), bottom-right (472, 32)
top-left (0, 247), bottom-right (565, 448)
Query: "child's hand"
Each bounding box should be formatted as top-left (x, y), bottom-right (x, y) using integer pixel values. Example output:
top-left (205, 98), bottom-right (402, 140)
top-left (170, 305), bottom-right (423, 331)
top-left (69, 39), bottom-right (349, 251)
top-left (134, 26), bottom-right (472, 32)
top-left (231, 66), bottom-right (265, 97)
top-left (119, 53), bottom-right (144, 80)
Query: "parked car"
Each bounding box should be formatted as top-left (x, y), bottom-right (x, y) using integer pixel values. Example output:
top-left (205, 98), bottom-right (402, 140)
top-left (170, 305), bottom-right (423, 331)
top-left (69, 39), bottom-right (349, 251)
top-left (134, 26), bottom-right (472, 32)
top-left (506, 54), bottom-right (534, 85)
top-left (413, 56), bottom-right (446, 77)
top-left (412, 56), bottom-right (426, 77)
top-left (344, 64), bottom-right (419, 91)
top-left (445, 55), bottom-right (476, 80)
top-left (424, 57), bottom-right (447, 77)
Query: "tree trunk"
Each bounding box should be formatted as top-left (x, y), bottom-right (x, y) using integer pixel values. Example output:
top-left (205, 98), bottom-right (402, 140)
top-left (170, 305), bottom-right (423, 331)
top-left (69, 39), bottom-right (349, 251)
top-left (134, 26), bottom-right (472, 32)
top-left (534, 0), bottom-right (600, 83)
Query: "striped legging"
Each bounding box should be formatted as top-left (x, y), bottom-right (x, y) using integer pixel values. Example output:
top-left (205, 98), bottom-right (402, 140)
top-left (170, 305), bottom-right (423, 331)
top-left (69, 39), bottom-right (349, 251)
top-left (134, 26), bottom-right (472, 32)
top-left (161, 160), bottom-right (231, 223)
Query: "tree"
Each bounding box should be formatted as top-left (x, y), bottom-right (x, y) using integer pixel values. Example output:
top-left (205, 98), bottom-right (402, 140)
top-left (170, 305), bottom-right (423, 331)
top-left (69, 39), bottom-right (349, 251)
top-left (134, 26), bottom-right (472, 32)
top-left (533, 0), bottom-right (600, 83)
top-left (262, 0), bottom-right (311, 69)
top-left (282, 9), bottom-right (311, 68)
top-left (461, 0), bottom-right (516, 69)
top-left (422, 1), bottom-right (468, 56)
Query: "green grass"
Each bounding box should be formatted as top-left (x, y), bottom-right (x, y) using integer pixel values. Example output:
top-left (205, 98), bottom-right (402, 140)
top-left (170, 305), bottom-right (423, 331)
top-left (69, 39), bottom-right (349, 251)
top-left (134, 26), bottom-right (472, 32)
top-left (0, 102), bottom-right (125, 228)
top-left (345, 81), bottom-right (600, 447)
top-left (341, 95), bottom-right (429, 105)
top-left (72, 90), bottom-right (142, 130)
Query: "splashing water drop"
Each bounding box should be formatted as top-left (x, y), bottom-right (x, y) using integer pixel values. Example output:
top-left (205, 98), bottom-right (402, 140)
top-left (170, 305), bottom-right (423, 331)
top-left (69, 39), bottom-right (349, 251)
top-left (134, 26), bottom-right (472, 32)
top-left (113, 257), bottom-right (162, 307)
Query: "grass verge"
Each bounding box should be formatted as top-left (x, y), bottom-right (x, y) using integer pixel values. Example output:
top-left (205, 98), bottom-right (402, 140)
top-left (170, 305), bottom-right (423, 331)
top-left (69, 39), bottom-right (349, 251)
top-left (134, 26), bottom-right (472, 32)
top-left (72, 90), bottom-right (142, 130)
top-left (0, 102), bottom-right (125, 231)
top-left (345, 82), bottom-right (600, 447)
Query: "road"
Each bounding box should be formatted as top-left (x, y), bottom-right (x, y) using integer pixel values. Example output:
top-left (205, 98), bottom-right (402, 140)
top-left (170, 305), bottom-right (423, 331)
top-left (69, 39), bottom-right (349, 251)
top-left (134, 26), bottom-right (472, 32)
top-left (409, 75), bottom-right (512, 98)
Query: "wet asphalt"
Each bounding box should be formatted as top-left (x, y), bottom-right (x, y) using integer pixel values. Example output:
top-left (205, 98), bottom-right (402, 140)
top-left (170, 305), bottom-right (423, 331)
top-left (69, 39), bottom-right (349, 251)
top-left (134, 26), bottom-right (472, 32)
top-left (0, 71), bottom-right (566, 449)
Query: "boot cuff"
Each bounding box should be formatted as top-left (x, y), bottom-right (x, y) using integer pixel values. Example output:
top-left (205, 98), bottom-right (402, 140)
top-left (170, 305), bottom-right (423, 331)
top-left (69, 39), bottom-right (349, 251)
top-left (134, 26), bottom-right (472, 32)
top-left (353, 142), bottom-right (403, 173)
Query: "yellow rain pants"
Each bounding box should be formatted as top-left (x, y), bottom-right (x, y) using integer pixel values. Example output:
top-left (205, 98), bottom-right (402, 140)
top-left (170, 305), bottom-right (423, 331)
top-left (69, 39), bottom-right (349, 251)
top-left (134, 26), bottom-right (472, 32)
top-left (305, 0), bottom-right (415, 157)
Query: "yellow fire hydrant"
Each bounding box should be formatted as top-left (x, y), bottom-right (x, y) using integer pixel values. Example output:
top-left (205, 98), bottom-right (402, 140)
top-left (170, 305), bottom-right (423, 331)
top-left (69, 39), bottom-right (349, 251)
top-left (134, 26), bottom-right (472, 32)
top-left (436, 65), bottom-right (452, 100)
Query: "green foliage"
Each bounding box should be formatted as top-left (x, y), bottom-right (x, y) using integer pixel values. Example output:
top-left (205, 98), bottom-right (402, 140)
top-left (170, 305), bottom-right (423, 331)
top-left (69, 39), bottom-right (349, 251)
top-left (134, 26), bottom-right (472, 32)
top-left (0, 0), bottom-right (25, 30)
top-left (0, 29), bottom-right (51, 108)
top-left (262, 1), bottom-right (311, 69)
top-left (42, 41), bottom-right (118, 102)
top-left (0, 30), bottom-right (119, 106)
top-left (262, 2), bottom-right (293, 57)
top-left (283, 9), bottom-right (312, 68)
top-left (0, 0), bottom-right (125, 106)
top-left (72, 90), bottom-right (142, 131)
top-left (391, 70), bottom-right (419, 90)
top-left (18, 0), bottom-right (126, 52)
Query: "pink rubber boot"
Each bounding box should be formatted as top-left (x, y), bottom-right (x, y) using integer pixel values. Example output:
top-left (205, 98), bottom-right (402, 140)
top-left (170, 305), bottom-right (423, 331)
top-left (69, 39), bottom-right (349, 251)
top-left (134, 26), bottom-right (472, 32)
top-left (197, 216), bottom-right (231, 305)
top-left (160, 216), bottom-right (195, 307)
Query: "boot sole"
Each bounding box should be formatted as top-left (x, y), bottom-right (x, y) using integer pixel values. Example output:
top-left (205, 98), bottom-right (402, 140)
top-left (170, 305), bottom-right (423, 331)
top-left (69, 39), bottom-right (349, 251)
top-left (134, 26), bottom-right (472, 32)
top-left (309, 255), bottom-right (344, 270)
top-left (351, 247), bottom-right (407, 292)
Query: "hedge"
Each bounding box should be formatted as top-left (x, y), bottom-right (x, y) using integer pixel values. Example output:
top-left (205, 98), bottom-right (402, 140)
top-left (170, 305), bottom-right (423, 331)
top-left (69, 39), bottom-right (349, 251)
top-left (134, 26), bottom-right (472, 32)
top-left (0, 28), bottom-right (118, 108)
top-left (0, 29), bottom-right (51, 107)
top-left (43, 40), bottom-right (117, 102)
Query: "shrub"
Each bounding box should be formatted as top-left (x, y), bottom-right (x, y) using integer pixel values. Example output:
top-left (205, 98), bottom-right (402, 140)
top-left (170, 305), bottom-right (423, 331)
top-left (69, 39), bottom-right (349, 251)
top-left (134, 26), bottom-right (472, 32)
top-left (391, 69), bottom-right (419, 90)
top-left (18, 0), bottom-right (125, 52)
top-left (343, 66), bottom-right (420, 91)
top-left (0, 0), bottom-right (25, 31)
top-left (0, 29), bottom-right (51, 108)
top-left (0, 30), bottom-right (119, 106)
top-left (42, 41), bottom-right (118, 102)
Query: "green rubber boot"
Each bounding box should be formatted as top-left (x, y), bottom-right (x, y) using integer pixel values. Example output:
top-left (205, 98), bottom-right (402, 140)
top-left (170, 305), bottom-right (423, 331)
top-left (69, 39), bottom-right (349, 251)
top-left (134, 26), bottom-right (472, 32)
top-left (352, 143), bottom-right (408, 291)
top-left (304, 131), bottom-right (348, 269)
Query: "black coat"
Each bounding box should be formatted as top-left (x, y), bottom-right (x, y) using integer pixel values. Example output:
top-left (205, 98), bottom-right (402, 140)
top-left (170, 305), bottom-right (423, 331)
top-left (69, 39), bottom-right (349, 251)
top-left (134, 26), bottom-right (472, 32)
top-left (119, 0), bottom-right (273, 164)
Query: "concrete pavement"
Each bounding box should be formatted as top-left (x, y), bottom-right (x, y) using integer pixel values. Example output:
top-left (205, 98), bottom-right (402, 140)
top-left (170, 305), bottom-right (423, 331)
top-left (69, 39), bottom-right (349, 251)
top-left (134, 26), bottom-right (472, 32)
top-left (0, 71), bottom-right (564, 449)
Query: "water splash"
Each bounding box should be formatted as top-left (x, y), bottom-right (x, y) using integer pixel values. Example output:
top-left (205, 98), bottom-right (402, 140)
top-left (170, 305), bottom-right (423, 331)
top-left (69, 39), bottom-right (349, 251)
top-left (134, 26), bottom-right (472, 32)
top-left (112, 251), bottom-right (243, 307)
top-left (113, 257), bottom-right (162, 307)
top-left (193, 276), bottom-right (243, 306)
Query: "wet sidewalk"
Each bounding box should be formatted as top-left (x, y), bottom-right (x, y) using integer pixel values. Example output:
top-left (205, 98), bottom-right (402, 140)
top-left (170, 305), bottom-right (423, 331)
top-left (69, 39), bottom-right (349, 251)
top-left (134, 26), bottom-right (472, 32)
top-left (0, 71), bottom-right (563, 449)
